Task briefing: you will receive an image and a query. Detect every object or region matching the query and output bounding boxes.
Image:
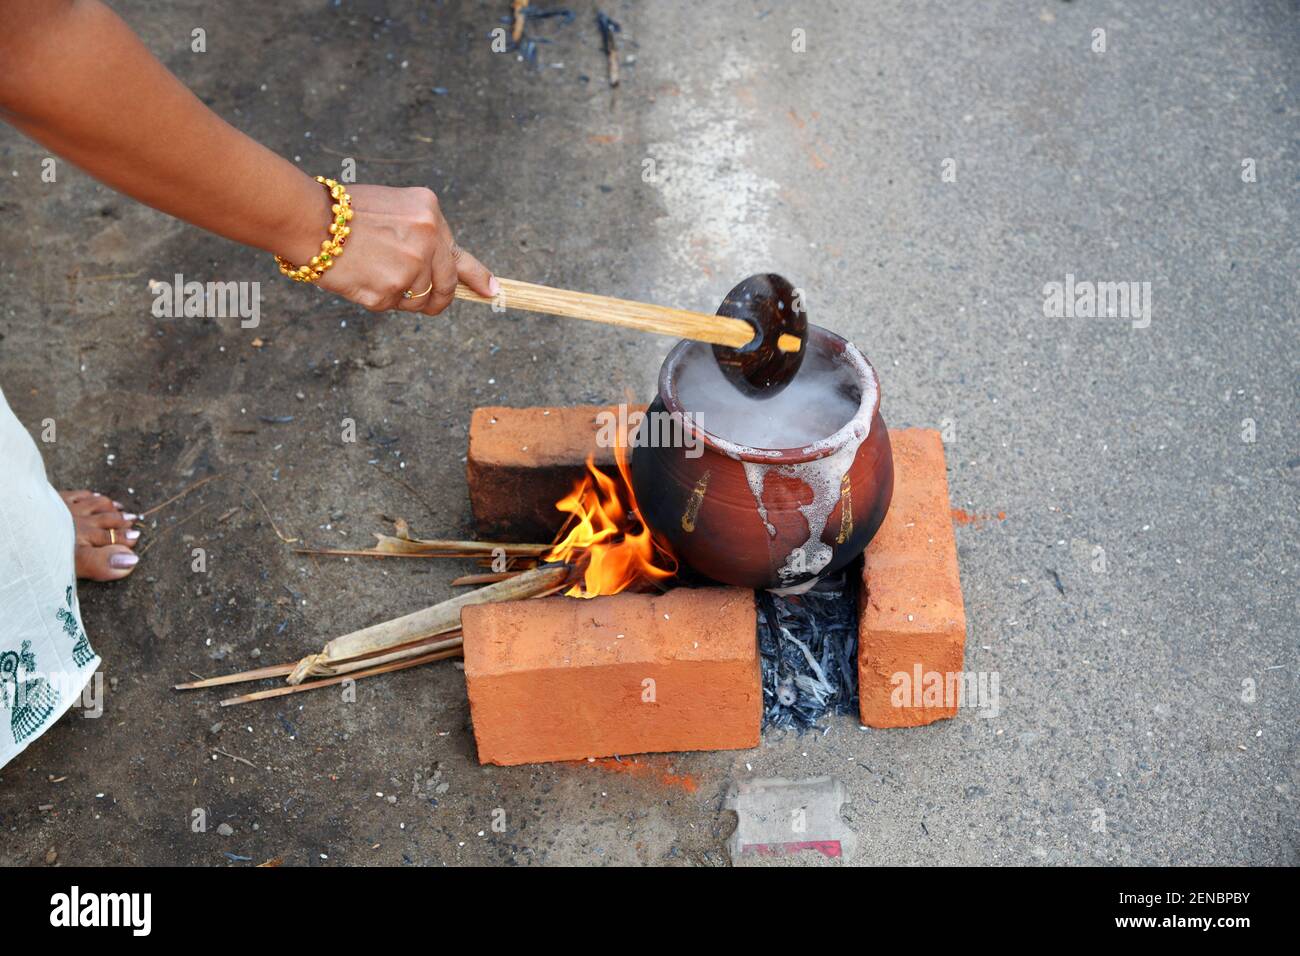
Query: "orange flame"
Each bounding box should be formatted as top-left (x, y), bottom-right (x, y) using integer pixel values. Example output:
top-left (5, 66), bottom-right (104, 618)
top-left (544, 442), bottom-right (677, 598)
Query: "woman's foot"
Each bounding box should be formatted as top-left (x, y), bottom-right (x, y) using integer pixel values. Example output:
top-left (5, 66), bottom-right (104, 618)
top-left (59, 490), bottom-right (141, 581)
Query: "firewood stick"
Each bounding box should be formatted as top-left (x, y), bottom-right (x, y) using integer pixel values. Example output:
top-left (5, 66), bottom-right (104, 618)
top-left (533, 582), bottom-right (572, 599)
top-left (309, 632), bottom-right (463, 678)
top-left (174, 630), bottom-right (464, 690)
top-left (511, 0), bottom-right (527, 44)
top-left (473, 556), bottom-right (537, 568)
top-left (293, 540), bottom-right (550, 559)
top-left (383, 538), bottom-right (552, 554)
top-left (451, 571), bottom-right (523, 586)
top-left (285, 563), bottom-right (570, 685)
top-left (604, 33), bottom-right (620, 88)
top-left (220, 648), bottom-right (462, 707)
top-left (174, 662), bottom-right (296, 690)
top-left (293, 549), bottom-right (504, 560)
top-left (597, 11), bottom-right (621, 88)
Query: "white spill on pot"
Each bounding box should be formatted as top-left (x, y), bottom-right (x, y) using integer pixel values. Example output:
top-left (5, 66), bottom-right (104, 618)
top-left (636, 324), bottom-right (891, 591)
top-left (673, 333), bottom-right (880, 590)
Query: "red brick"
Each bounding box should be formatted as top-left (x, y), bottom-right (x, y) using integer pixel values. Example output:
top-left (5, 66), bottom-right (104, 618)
top-left (467, 405), bottom-right (647, 542)
top-left (462, 587), bottom-right (760, 765)
top-left (857, 428), bottom-right (967, 728)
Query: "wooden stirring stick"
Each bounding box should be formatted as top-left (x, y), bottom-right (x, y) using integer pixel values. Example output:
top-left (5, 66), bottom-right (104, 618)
top-left (454, 279), bottom-right (802, 353)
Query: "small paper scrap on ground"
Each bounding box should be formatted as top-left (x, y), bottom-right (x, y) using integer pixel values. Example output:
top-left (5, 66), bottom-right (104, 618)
top-left (725, 776), bottom-right (856, 865)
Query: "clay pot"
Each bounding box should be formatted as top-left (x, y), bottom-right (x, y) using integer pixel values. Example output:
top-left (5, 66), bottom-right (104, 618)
top-left (630, 327), bottom-right (893, 591)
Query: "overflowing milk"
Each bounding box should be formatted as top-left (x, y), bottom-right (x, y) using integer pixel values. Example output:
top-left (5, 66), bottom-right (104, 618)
top-left (670, 331), bottom-right (879, 590)
top-left (672, 338), bottom-right (862, 450)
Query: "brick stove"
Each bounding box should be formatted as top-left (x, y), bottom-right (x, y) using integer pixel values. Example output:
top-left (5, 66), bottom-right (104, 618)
top-left (462, 588), bottom-right (760, 765)
top-left (460, 405), bottom-right (967, 765)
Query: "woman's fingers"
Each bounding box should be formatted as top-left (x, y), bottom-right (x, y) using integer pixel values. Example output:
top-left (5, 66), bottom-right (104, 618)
top-left (421, 239), bottom-right (460, 316)
top-left (452, 244), bottom-right (498, 299)
top-left (408, 240), bottom-right (494, 316)
top-left (396, 263), bottom-right (434, 312)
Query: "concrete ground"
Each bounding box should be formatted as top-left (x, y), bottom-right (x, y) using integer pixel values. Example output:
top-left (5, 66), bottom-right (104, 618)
top-left (0, 0), bottom-right (1295, 866)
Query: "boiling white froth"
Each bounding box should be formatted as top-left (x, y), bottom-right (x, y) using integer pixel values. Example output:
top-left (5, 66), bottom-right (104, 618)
top-left (672, 339), bottom-right (862, 450)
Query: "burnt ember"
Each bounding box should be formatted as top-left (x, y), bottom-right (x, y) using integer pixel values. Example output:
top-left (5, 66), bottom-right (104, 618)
top-left (757, 567), bottom-right (859, 732)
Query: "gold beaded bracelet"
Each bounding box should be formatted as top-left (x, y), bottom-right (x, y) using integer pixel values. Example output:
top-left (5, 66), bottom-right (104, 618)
top-left (274, 176), bottom-right (354, 283)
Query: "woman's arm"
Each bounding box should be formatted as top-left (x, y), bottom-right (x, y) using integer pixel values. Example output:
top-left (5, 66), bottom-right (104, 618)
top-left (0, 0), bottom-right (496, 315)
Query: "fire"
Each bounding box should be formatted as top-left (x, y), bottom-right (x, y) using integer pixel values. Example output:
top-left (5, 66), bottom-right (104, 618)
top-left (544, 442), bottom-right (677, 598)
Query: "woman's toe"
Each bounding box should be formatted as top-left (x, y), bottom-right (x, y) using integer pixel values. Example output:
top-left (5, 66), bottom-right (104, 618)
top-left (79, 507), bottom-right (139, 543)
top-left (91, 509), bottom-right (133, 529)
top-left (85, 524), bottom-right (141, 549)
top-left (75, 543), bottom-right (140, 582)
top-left (65, 493), bottom-right (113, 517)
top-left (80, 495), bottom-right (118, 515)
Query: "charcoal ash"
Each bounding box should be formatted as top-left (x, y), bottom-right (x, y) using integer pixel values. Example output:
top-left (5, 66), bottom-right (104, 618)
top-left (757, 566), bottom-right (859, 732)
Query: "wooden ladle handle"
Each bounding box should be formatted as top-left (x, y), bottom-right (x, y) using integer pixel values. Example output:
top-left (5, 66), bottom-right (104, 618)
top-left (454, 278), bottom-right (800, 352)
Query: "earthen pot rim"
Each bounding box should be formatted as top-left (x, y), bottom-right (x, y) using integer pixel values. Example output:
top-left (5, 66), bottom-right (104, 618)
top-left (657, 325), bottom-right (882, 465)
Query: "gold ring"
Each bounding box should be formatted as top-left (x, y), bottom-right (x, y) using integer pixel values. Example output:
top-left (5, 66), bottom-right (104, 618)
top-left (403, 281), bottom-right (434, 300)
top-left (109, 529), bottom-right (116, 544)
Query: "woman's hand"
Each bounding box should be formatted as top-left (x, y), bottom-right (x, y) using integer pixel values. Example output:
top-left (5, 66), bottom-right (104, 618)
top-left (0, 3), bottom-right (498, 317)
top-left (296, 183), bottom-right (498, 316)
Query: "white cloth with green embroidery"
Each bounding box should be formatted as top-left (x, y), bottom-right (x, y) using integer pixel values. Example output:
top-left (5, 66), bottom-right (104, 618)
top-left (0, 386), bottom-right (100, 769)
